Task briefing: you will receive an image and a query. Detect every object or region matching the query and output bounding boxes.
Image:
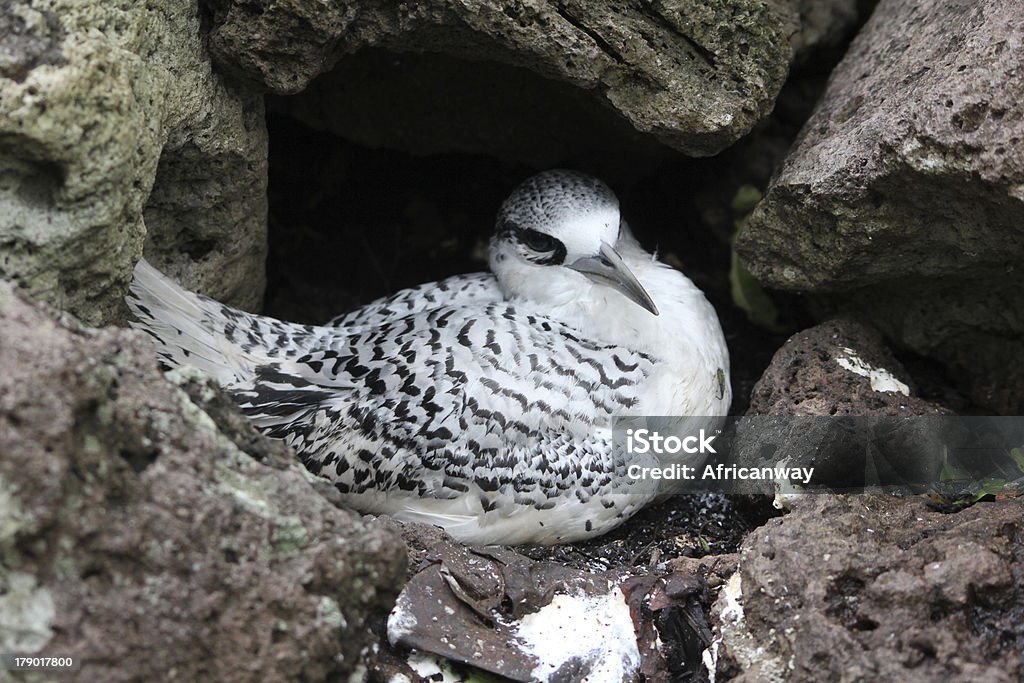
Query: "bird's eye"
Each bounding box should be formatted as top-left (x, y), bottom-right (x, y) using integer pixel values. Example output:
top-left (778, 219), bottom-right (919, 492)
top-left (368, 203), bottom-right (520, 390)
top-left (520, 229), bottom-right (557, 252)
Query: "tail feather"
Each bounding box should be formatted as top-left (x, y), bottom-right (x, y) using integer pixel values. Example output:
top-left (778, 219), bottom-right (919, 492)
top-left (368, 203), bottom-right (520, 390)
top-left (129, 259), bottom-right (339, 387)
top-left (127, 260), bottom-right (265, 384)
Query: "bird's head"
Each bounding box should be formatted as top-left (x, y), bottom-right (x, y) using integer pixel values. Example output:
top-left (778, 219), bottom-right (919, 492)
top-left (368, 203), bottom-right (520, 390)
top-left (488, 170), bottom-right (659, 316)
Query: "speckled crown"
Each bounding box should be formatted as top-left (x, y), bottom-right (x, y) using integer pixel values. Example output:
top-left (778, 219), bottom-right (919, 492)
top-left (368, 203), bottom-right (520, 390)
top-left (496, 170), bottom-right (619, 235)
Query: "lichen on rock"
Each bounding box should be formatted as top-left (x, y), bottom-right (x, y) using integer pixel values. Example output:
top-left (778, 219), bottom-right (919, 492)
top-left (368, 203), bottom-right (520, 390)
top-left (202, 0), bottom-right (823, 157)
top-left (0, 0), bottom-right (267, 327)
top-left (0, 279), bottom-right (406, 682)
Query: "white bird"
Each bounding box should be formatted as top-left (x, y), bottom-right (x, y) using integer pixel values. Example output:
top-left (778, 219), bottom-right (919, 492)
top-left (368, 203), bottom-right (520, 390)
top-left (128, 170), bottom-right (731, 545)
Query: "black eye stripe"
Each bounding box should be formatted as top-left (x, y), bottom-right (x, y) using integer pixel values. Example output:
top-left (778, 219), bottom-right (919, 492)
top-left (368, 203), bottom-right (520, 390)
top-left (494, 218), bottom-right (567, 265)
top-left (520, 228), bottom-right (557, 252)
top-left (518, 228), bottom-right (566, 265)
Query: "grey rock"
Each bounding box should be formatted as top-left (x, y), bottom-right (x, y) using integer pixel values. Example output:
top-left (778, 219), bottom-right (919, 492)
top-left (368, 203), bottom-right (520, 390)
top-left (0, 2), bottom-right (66, 82)
top-left (851, 280), bottom-right (1024, 416)
top-left (0, 279), bottom-right (407, 682)
top-left (0, 0), bottom-right (267, 327)
top-left (205, 0), bottom-right (802, 156)
top-left (731, 319), bottom-right (949, 495)
top-left (739, 0), bottom-right (1024, 291)
top-left (713, 495), bottom-right (1024, 682)
top-left (269, 48), bottom-right (675, 171)
top-left (786, 0), bottom-right (860, 63)
top-left (735, 0), bottom-right (1024, 413)
top-left (746, 318), bottom-right (946, 416)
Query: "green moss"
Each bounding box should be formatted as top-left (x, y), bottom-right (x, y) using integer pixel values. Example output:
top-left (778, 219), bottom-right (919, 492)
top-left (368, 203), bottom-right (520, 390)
top-left (270, 516), bottom-right (308, 556)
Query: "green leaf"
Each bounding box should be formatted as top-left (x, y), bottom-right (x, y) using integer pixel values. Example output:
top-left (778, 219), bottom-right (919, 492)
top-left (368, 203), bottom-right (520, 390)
top-left (939, 461), bottom-right (971, 482)
top-left (1009, 447), bottom-right (1024, 473)
top-left (974, 478), bottom-right (1008, 501)
top-left (730, 249), bottom-right (786, 333)
top-left (730, 185), bottom-right (763, 214)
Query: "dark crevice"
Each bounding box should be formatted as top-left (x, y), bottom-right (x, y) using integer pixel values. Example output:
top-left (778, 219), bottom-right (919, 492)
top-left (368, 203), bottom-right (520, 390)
top-left (553, 7), bottom-right (628, 67)
top-left (648, 8), bottom-right (718, 70)
top-left (118, 447), bottom-right (161, 474)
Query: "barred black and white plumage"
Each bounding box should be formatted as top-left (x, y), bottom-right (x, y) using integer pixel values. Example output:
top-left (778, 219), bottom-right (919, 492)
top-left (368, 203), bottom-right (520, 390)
top-left (128, 170), bottom-right (731, 544)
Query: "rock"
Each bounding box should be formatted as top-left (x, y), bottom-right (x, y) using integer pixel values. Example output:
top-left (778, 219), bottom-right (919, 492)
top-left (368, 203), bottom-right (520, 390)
top-left (667, 553), bottom-right (741, 591)
top-left (269, 48), bottom-right (675, 171)
top-left (735, 0), bottom-right (1024, 413)
top-left (0, 279), bottom-right (407, 682)
top-left (0, 0), bottom-right (267, 326)
top-left (785, 0), bottom-right (860, 63)
top-left (728, 319), bottom-right (950, 496)
top-left (747, 318), bottom-right (946, 416)
top-left (712, 495), bottom-right (1024, 682)
top-left (265, 0), bottom-right (858, 171)
top-left (738, 0), bottom-right (1024, 292)
top-left (205, 0), bottom-right (804, 157)
top-left (859, 283), bottom-right (1024, 416)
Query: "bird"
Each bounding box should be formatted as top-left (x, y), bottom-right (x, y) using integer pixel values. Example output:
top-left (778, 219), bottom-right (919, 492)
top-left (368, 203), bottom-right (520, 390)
top-left (127, 170), bottom-right (731, 545)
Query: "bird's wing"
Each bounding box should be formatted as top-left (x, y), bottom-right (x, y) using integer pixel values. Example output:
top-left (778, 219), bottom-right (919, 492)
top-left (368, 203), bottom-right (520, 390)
top-left (129, 261), bottom-right (501, 383)
top-left (229, 301), bottom-right (660, 526)
top-left (129, 258), bottom-right (662, 541)
top-left (327, 272), bottom-right (504, 329)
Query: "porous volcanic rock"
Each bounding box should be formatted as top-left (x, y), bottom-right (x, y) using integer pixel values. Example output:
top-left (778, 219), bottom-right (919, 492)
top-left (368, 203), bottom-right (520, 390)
top-left (203, 0), bottom-right (839, 157)
top-left (713, 495), bottom-right (1024, 682)
top-left (730, 319), bottom-right (948, 497)
top-left (736, 0), bottom-right (1024, 413)
top-left (0, 0), bottom-right (267, 326)
top-left (747, 317), bottom-right (947, 416)
top-left (0, 279), bottom-right (406, 682)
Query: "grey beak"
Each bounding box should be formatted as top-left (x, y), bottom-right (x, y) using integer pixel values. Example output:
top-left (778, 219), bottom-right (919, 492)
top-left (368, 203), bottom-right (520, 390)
top-left (568, 242), bottom-right (659, 316)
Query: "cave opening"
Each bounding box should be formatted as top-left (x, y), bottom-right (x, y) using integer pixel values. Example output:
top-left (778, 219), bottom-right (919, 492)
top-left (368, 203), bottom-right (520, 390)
top-left (262, 48), bottom-right (790, 415)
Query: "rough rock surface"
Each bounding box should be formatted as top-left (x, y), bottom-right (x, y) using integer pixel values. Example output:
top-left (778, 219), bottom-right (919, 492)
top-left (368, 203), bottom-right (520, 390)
top-left (736, 0), bottom-right (1024, 413)
top-left (0, 280), bottom-right (406, 682)
top-left (714, 495), bottom-right (1024, 682)
top-left (729, 319), bottom-right (949, 496)
top-left (269, 48), bottom-right (675, 171)
top-left (786, 0), bottom-right (860, 63)
top-left (747, 318), bottom-right (946, 416)
top-left (0, 0), bottom-right (267, 326)
top-left (267, 2), bottom-right (860, 168)
top-left (204, 0), bottom-right (801, 156)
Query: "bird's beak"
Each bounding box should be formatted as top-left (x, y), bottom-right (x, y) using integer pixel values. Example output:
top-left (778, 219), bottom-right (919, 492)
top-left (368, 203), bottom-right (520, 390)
top-left (568, 242), bottom-right (659, 316)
